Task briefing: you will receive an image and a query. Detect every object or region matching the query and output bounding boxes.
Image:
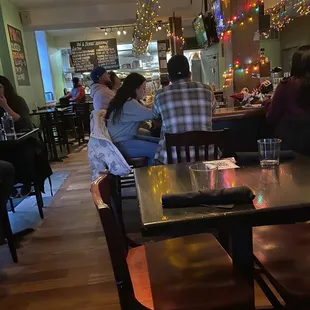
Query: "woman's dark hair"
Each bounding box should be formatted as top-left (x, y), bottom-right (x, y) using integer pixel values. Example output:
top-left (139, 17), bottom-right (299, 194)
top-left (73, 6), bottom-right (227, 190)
top-left (106, 73), bottom-right (146, 124)
top-left (0, 76), bottom-right (18, 103)
top-left (290, 45), bottom-right (310, 109)
top-left (109, 71), bottom-right (117, 86)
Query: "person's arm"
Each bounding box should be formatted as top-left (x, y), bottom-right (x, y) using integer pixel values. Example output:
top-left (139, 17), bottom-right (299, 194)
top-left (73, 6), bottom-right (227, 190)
top-left (125, 100), bottom-right (154, 121)
top-left (64, 92), bottom-right (72, 100)
top-left (152, 94), bottom-right (161, 119)
top-left (0, 95), bottom-right (21, 121)
top-left (265, 82), bottom-right (285, 125)
top-left (100, 87), bottom-right (115, 109)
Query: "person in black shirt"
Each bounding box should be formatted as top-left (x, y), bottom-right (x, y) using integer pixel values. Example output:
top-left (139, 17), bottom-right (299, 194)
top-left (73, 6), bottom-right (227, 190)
top-left (0, 76), bottom-right (52, 197)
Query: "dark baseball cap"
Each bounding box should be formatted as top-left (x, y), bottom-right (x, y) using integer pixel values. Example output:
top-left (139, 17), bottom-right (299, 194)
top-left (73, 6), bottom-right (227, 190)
top-left (90, 66), bottom-right (107, 83)
top-left (168, 55), bottom-right (190, 81)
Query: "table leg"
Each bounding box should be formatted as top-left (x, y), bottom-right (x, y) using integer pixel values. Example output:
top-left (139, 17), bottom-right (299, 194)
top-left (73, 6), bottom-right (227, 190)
top-left (230, 226), bottom-right (254, 289)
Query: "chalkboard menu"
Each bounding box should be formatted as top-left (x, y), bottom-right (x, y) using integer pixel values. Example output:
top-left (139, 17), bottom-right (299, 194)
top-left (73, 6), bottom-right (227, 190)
top-left (70, 39), bottom-right (120, 73)
top-left (7, 25), bottom-right (30, 86)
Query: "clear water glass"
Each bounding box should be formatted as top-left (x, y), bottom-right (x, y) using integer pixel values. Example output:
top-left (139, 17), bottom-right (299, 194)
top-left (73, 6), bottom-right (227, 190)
top-left (257, 138), bottom-right (282, 168)
top-left (189, 163), bottom-right (218, 191)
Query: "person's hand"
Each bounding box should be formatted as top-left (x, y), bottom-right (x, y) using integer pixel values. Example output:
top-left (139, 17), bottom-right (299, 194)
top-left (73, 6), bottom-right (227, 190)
top-left (0, 95), bottom-right (8, 108)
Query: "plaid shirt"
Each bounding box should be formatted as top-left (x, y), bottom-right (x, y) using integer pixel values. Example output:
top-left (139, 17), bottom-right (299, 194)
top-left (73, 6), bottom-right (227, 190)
top-left (152, 79), bottom-right (214, 165)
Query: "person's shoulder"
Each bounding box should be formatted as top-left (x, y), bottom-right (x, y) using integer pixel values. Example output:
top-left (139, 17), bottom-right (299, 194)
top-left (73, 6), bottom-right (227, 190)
top-left (188, 81), bottom-right (213, 91)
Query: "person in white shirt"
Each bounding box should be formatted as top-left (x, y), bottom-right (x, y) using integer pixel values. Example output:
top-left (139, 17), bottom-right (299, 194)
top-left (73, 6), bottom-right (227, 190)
top-left (90, 66), bottom-right (115, 110)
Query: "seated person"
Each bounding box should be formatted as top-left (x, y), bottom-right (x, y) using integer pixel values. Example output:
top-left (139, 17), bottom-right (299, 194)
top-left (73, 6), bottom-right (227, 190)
top-left (152, 55), bottom-right (215, 165)
top-left (0, 76), bottom-right (52, 197)
top-left (106, 73), bottom-right (159, 165)
top-left (90, 66), bottom-right (115, 111)
top-left (64, 77), bottom-right (85, 103)
top-left (109, 71), bottom-right (122, 93)
top-left (266, 45), bottom-right (310, 133)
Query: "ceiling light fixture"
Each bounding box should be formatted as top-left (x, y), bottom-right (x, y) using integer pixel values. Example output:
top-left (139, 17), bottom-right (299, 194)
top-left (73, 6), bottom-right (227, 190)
top-left (104, 29), bottom-right (108, 35)
top-left (117, 29), bottom-right (121, 35)
top-left (123, 28), bottom-right (127, 35)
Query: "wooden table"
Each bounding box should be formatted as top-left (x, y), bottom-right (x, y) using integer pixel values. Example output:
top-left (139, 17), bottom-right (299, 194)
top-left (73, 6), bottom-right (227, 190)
top-left (135, 156), bottom-right (310, 293)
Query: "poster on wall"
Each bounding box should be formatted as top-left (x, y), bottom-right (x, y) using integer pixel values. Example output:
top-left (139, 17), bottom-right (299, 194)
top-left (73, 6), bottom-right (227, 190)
top-left (7, 25), bottom-right (30, 86)
top-left (70, 39), bottom-right (120, 73)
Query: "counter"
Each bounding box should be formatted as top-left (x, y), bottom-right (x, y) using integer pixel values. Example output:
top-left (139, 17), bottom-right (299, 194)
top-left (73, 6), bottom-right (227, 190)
top-left (213, 107), bottom-right (265, 122)
top-left (213, 107), bottom-right (271, 152)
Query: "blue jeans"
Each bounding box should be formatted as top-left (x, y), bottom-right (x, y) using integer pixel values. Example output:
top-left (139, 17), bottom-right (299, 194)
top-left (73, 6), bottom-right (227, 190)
top-left (115, 135), bottom-right (159, 166)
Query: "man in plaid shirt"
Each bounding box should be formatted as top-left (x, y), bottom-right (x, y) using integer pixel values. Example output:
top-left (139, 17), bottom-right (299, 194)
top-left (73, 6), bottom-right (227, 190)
top-left (152, 55), bottom-right (215, 165)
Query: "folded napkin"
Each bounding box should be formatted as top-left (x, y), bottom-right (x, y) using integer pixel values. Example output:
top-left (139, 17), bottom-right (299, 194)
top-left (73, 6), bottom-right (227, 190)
top-left (236, 150), bottom-right (295, 165)
top-left (162, 186), bottom-right (255, 209)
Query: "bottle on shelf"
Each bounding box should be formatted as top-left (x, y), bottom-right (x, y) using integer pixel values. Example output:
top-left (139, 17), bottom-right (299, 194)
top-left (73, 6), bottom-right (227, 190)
top-left (1, 112), bottom-right (16, 139)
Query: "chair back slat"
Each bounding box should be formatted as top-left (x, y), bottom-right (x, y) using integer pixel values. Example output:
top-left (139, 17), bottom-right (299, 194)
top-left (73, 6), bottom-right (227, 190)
top-left (204, 144), bottom-right (209, 160)
top-left (194, 145), bottom-right (200, 162)
top-left (91, 175), bottom-right (137, 307)
top-left (165, 129), bottom-right (231, 164)
top-left (176, 146), bottom-right (182, 163)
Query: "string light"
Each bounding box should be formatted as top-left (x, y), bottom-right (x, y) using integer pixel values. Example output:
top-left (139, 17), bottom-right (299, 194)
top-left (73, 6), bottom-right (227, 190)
top-left (268, 0), bottom-right (310, 31)
top-left (132, 0), bottom-right (161, 56)
top-left (219, 1), bottom-right (261, 41)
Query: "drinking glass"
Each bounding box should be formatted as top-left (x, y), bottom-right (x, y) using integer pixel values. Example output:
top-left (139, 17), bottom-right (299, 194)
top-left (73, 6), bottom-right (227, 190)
top-left (189, 163), bottom-right (218, 191)
top-left (257, 138), bottom-right (282, 168)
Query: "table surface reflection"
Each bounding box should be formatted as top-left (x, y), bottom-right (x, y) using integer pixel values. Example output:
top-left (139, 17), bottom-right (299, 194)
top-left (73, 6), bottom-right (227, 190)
top-left (135, 156), bottom-right (310, 230)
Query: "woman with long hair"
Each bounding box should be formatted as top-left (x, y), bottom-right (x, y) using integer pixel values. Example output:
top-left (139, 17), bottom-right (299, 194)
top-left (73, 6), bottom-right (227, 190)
top-left (106, 73), bottom-right (158, 165)
top-left (266, 45), bottom-right (310, 126)
top-left (108, 71), bottom-right (122, 93)
top-left (0, 76), bottom-right (52, 197)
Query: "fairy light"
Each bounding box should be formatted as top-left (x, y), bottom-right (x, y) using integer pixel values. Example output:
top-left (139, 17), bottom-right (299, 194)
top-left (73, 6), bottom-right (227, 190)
top-left (132, 0), bottom-right (161, 55)
top-left (267, 0), bottom-right (310, 31)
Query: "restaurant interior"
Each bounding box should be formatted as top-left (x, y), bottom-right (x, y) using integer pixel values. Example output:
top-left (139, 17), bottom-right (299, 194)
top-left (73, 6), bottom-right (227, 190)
top-left (1, 0), bottom-right (310, 309)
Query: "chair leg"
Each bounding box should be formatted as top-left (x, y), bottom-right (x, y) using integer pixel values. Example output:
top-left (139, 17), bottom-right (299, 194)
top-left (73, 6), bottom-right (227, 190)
top-left (9, 198), bottom-right (15, 213)
top-left (34, 182), bottom-right (44, 219)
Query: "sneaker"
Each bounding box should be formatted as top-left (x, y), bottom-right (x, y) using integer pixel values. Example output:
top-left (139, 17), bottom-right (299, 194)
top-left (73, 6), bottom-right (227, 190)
top-left (10, 187), bottom-right (19, 199)
top-left (20, 184), bottom-right (32, 198)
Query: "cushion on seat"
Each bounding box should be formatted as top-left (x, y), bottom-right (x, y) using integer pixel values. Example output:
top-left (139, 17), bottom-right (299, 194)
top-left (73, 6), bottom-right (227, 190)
top-left (142, 233), bottom-right (254, 310)
top-left (254, 224), bottom-right (310, 304)
top-left (127, 246), bottom-right (154, 309)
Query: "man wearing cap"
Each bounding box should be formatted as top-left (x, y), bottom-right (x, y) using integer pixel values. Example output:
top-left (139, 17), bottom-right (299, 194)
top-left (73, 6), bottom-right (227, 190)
top-left (90, 66), bottom-right (115, 111)
top-left (152, 55), bottom-right (215, 165)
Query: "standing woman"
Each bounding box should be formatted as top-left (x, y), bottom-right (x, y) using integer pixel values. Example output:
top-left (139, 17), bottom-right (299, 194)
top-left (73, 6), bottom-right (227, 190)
top-left (0, 76), bottom-right (52, 197)
top-left (106, 73), bottom-right (158, 165)
top-left (266, 45), bottom-right (310, 127)
top-left (109, 72), bottom-right (122, 93)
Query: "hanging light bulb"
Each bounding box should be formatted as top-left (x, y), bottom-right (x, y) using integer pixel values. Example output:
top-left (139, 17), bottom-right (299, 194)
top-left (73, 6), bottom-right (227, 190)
top-left (157, 24), bottom-right (162, 30)
top-left (123, 28), bottom-right (127, 35)
top-left (117, 29), bottom-right (121, 35)
top-left (104, 29), bottom-right (108, 35)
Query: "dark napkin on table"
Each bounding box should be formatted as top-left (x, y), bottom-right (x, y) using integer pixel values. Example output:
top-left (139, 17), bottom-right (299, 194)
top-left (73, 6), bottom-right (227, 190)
top-left (236, 150), bottom-right (296, 165)
top-left (162, 186), bottom-right (255, 209)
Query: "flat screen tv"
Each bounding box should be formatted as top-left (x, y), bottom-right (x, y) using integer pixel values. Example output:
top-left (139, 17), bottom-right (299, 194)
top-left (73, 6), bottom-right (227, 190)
top-left (192, 14), bottom-right (208, 48)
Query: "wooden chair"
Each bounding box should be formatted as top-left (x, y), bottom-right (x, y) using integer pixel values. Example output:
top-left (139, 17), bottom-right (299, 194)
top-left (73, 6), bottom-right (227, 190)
top-left (91, 174), bottom-right (254, 310)
top-left (165, 129), bottom-right (232, 164)
top-left (253, 223), bottom-right (310, 309)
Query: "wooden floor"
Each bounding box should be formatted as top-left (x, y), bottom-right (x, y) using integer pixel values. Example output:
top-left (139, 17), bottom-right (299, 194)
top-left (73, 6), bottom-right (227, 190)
top-left (0, 146), bottom-right (121, 310)
top-left (0, 146), bottom-right (271, 310)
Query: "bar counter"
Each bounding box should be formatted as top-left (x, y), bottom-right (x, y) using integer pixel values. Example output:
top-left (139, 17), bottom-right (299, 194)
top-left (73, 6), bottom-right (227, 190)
top-left (213, 107), bottom-right (265, 121)
top-left (213, 106), bottom-right (271, 152)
